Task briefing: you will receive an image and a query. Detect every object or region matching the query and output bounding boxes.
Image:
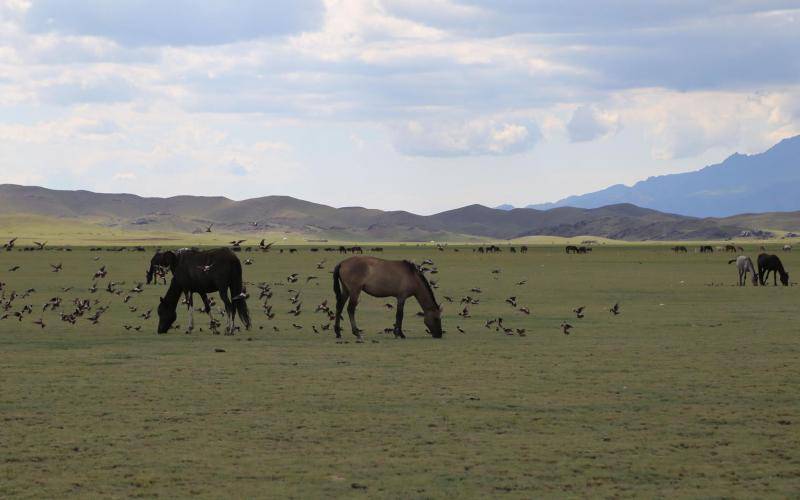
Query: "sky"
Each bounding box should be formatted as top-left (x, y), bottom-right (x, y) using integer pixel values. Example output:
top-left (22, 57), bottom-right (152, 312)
top-left (0, 0), bottom-right (799, 214)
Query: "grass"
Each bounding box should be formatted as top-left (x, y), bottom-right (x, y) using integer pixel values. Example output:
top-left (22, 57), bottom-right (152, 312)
top-left (1, 243), bottom-right (799, 497)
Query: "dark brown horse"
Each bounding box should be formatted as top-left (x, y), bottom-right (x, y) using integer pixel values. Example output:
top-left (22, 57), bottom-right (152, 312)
top-left (147, 248), bottom-right (211, 328)
top-left (757, 253), bottom-right (789, 286)
top-left (333, 256), bottom-right (443, 341)
top-left (156, 248), bottom-right (250, 334)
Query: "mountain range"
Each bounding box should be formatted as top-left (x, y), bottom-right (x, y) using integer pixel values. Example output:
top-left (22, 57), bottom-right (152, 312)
top-left (1, 184), bottom-right (798, 242)
top-left (503, 135), bottom-right (800, 217)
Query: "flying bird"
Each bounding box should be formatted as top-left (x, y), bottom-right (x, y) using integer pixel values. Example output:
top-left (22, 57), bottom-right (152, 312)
top-left (609, 303), bottom-right (620, 315)
top-left (573, 306), bottom-right (585, 319)
top-left (561, 322), bottom-right (573, 335)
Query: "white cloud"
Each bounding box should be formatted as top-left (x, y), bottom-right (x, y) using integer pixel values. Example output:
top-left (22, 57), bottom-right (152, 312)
top-left (567, 105), bottom-right (620, 142)
top-left (392, 117), bottom-right (540, 156)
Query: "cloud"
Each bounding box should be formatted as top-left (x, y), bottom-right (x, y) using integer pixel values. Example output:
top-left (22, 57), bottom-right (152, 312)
top-left (38, 77), bottom-right (139, 105)
top-left (392, 118), bottom-right (540, 156)
top-left (227, 162), bottom-right (249, 177)
top-left (23, 0), bottom-right (325, 46)
top-left (567, 105), bottom-right (620, 142)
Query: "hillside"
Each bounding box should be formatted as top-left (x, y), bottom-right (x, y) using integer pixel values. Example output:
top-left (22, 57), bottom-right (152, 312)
top-left (526, 135), bottom-right (800, 217)
top-left (1, 184), bottom-right (798, 242)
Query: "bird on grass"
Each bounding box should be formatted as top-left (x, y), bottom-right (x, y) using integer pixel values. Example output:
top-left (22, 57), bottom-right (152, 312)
top-left (518, 307), bottom-right (530, 315)
top-left (8, 265), bottom-right (20, 272)
top-left (93, 266), bottom-right (107, 279)
top-left (33, 318), bottom-right (46, 329)
top-left (457, 325), bottom-right (465, 334)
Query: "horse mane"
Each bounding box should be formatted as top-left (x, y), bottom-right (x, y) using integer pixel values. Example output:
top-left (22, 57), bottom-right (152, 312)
top-left (404, 260), bottom-right (439, 308)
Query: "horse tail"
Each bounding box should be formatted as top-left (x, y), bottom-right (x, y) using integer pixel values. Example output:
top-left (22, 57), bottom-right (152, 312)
top-left (230, 257), bottom-right (251, 330)
top-left (333, 263), bottom-right (343, 302)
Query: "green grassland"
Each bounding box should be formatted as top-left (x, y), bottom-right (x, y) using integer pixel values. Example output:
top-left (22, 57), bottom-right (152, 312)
top-left (1, 243), bottom-right (799, 498)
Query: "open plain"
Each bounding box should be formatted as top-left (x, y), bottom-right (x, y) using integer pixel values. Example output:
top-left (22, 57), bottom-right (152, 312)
top-left (1, 243), bottom-right (799, 497)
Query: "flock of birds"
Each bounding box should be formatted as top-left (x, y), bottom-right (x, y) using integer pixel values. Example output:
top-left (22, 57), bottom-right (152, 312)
top-left (1, 237), bottom-right (625, 338)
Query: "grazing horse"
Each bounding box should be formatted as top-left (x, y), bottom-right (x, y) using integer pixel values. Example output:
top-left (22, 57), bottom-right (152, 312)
top-left (725, 244), bottom-right (737, 252)
top-left (565, 245), bottom-right (579, 254)
top-left (156, 248), bottom-right (251, 334)
top-left (728, 256), bottom-right (758, 286)
top-left (757, 253), bottom-right (789, 286)
top-left (699, 245), bottom-right (714, 253)
top-left (333, 256), bottom-right (443, 341)
top-left (671, 245), bottom-right (688, 253)
top-left (147, 249), bottom-right (212, 325)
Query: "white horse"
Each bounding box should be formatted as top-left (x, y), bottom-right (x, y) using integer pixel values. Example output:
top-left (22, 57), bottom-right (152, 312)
top-left (783, 244), bottom-right (792, 252)
top-left (729, 256), bottom-right (758, 286)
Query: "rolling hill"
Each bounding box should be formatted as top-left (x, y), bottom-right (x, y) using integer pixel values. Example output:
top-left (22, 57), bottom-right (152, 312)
top-left (525, 135), bottom-right (800, 217)
top-left (2, 184), bottom-right (798, 242)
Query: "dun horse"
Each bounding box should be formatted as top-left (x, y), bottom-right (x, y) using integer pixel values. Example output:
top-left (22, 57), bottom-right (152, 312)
top-left (155, 248), bottom-right (251, 334)
top-left (757, 253), bottom-right (789, 286)
top-left (728, 256), bottom-right (758, 286)
top-left (333, 256), bottom-right (443, 340)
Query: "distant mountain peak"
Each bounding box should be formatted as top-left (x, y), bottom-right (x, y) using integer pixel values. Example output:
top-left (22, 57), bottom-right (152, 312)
top-left (522, 135), bottom-right (800, 217)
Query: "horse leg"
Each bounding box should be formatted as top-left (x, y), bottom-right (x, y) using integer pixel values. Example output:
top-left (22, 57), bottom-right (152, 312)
top-left (347, 290), bottom-right (362, 342)
top-left (394, 297), bottom-right (406, 339)
top-left (183, 292), bottom-right (195, 332)
top-left (334, 284), bottom-right (349, 339)
top-left (200, 292), bottom-right (211, 314)
top-left (218, 289), bottom-right (234, 335)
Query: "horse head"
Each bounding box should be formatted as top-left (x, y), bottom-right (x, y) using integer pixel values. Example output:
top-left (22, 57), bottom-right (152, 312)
top-left (424, 305), bottom-right (443, 338)
top-left (157, 296), bottom-right (177, 333)
top-left (781, 272), bottom-right (789, 286)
